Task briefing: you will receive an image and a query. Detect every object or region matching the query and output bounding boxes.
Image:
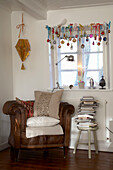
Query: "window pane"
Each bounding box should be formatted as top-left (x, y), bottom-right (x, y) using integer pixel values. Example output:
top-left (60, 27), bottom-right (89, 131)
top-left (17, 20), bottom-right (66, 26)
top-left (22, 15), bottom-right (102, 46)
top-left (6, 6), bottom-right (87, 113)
top-left (60, 54), bottom-right (77, 70)
top-left (82, 37), bottom-right (103, 52)
top-left (60, 39), bottom-right (77, 53)
top-left (60, 71), bottom-right (77, 86)
top-left (83, 53), bottom-right (103, 70)
top-left (84, 71), bottom-right (103, 86)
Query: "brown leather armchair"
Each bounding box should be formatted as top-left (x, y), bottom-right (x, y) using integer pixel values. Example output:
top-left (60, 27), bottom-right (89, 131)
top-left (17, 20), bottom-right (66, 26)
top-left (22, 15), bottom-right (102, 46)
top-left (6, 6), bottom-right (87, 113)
top-left (3, 101), bottom-right (75, 161)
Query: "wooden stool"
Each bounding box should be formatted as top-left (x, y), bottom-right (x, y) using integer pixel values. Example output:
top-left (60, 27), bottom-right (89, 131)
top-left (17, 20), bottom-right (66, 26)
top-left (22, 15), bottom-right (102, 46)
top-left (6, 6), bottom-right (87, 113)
top-left (73, 126), bottom-right (98, 159)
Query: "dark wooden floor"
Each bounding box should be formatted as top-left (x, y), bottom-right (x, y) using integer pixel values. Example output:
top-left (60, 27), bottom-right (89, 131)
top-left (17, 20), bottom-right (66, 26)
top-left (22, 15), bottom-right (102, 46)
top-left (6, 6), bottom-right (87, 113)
top-left (0, 148), bottom-right (113, 170)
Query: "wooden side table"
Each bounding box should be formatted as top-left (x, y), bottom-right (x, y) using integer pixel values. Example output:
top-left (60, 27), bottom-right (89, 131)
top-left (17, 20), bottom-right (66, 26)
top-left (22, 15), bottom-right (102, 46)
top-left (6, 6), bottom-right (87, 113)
top-left (73, 126), bottom-right (98, 159)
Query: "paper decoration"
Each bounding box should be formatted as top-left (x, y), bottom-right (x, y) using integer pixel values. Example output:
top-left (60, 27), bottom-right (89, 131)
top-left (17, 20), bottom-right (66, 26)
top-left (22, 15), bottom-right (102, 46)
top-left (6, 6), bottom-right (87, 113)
top-left (46, 22), bottom-right (111, 49)
top-left (15, 13), bottom-right (31, 70)
top-left (15, 39), bottom-right (31, 70)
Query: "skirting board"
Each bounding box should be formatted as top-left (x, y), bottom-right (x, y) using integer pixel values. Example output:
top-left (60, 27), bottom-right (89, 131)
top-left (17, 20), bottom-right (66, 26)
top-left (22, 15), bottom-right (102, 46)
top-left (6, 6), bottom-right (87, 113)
top-left (69, 138), bottom-right (113, 152)
top-left (0, 142), bottom-right (9, 151)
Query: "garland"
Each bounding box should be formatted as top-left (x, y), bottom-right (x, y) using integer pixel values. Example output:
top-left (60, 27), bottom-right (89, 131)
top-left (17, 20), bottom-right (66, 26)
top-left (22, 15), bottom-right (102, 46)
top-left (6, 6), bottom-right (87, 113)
top-left (46, 22), bottom-right (111, 49)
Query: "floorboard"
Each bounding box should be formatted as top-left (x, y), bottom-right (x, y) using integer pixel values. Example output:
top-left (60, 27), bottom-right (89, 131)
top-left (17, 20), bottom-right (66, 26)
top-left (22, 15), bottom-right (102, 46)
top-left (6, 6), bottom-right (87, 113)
top-left (0, 148), bottom-right (113, 170)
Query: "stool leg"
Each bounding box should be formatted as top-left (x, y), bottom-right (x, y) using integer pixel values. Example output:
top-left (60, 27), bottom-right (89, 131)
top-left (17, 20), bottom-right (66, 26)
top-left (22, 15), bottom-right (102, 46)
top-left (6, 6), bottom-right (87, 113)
top-left (73, 130), bottom-right (81, 154)
top-left (88, 130), bottom-right (91, 159)
top-left (93, 131), bottom-right (98, 154)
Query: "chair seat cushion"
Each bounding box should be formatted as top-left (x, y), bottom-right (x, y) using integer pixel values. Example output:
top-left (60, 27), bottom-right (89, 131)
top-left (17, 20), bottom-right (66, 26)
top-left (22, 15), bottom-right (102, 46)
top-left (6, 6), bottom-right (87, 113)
top-left (27, 116), bottom-right (60, 127)
top-left (26, 124), bottom-right (64, 138)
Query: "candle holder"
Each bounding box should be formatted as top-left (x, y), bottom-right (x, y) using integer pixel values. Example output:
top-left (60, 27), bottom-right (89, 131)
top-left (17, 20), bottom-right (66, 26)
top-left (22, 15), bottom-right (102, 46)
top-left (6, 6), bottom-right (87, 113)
top-left (78, 81), bottom-right (85, 89)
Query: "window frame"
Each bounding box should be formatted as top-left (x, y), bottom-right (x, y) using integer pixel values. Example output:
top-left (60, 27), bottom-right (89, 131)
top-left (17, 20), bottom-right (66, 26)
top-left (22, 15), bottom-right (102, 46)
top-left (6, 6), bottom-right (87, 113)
top-left (49, 32), bottom-right (110, 90)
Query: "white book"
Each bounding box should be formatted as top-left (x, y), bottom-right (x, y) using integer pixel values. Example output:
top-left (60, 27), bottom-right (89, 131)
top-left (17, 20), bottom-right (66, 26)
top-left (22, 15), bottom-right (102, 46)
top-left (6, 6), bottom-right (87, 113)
top-left (77, 114), bottom-right (94, 119)
top-left (77, 122), bottom-right (97, 128)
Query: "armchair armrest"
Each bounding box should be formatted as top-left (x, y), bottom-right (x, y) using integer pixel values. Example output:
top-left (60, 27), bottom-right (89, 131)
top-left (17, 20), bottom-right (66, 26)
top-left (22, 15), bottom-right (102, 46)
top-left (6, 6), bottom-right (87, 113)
top-left (59, 102), bottom-right (75, 146)
top-left (3, 101), bottom-right (28, 148)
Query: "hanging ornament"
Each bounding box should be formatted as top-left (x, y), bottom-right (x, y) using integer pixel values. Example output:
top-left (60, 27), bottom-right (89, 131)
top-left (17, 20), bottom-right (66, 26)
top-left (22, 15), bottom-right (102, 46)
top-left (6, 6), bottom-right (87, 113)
top-left (92, 41), bottom-right (95, 45)
top-left (89, 23), bottom-right (94, 38)
top-left (84, 31), bottom-right (86, 37)
top-left (46, 25), bottom-right (51, 43)
top-left (108, 30), bottom-right (111, 33)
top-left (69, 37), bottom-right (72, 41)
top-left (97, 42), bottom-right (101, 46)
top-left (15, 39), bottom-right (31, 70)
top-left (103, 37), bottom-right (107, 41)
top-left (47, 39), bottom-right (50, 43)
top-left (94, 34), bottom-right (97, 40)
top-left (70, 43), bottom-right (73, 50)
top-left (61, 40), bottom-right (65, 44)
top-left (93, 25), bottom-right (97, 40)
top-left (15, 14), bottom-right (30, 70)
top-left (86, 36), bottom-right (89, 42)
top-left (89, 34), bottom-right (93, 38)
top-left (57, 34), bottom-right (60, 38)
top-left (61, 26), bottom-right (64, 39)
top-left (58, 45), bottom-right (61, 48)
top-left (67, 42), bottom-right (70, 46)
top-left (79, 38), bottom-right (81, 41)
top-left (79, 24), bottom-right (84, 39)
top-left (96, 23), bottom-right (103, 41)
top-left (63, 33), bottom-right (66, 39)
top-left (75, 34), bottom-right (78, 38)
top-left (53, 40), bottom-right (56, 44)
top-left (51, 45), bottom-right (54, 49)
top-left (108, 21), bottom-right (111, 33)
top-left (101, 31), bottom-right (105, 35)
top-left (80, 34), bottom-right (83, 38)
top-left (52, 27), bottom-right (54, 40)
top-left (73, 38), bottom-right (76, 43)
top-left (99, 36), bottom-right (102, 42)
top-left (81, 44), bottom-right (85, 48)
top-left (69, 24), bottom-right (73, 41)
top-left (55, 30), bottom-right (58, 34)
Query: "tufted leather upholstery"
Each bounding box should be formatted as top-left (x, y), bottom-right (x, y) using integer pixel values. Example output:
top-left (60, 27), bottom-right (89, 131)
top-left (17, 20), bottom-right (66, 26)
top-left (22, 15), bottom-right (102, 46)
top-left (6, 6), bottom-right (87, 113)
top-left (3, 101), bottom-right (75, 160)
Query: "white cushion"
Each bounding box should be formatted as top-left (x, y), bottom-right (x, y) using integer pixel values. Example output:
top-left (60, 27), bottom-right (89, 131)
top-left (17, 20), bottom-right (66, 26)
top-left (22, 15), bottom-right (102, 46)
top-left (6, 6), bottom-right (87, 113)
top-left (27, 116), bottom-right (60, 127)
top-left (26, 124), bottom-right (64, 138)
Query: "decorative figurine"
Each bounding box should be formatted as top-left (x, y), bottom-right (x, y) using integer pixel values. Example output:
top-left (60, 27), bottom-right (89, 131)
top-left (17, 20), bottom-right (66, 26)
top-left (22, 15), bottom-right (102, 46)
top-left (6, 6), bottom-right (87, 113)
top-left (89, 78), bottom-right (95, 89)
top-left (99, 76), bottom-right (106, 89)
top-left (69, 85), bottom-right (73, 89)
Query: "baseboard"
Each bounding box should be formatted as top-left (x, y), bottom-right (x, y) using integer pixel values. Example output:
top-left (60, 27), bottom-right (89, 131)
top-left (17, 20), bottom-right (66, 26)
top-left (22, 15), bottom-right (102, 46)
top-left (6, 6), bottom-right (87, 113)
top-left (69, 137), bottom-right (113, 152)
top-left (0, 142), bottom-right (9, 151)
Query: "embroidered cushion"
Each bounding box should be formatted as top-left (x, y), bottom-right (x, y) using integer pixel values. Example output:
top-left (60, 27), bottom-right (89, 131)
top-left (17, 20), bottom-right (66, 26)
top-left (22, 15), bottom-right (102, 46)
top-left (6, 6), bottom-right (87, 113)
top-left (27, 116), bottom-right (60, 127)
top-left (34, 90), bottom-right (63, 119)
top-left (16, 97), bottom-right (34, 117)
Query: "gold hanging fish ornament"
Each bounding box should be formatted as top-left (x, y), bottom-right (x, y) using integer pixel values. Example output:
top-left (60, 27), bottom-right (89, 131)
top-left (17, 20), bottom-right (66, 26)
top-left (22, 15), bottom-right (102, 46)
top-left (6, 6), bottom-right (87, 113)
top-left (15, 39), bottom-right (31, 70)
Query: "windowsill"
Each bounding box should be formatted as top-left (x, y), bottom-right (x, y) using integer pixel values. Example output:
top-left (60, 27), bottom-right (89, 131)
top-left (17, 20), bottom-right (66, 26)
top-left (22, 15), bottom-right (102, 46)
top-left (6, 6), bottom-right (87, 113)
top-left (48, 87), bottom-right (113, 92)
top-left (63, 86), bottom-right (113, 92)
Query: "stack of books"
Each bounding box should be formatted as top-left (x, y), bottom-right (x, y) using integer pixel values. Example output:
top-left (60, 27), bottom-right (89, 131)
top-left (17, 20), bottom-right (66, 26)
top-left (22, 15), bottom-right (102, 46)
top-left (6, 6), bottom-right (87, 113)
top-left (75, 96), bottom-right (99, 128)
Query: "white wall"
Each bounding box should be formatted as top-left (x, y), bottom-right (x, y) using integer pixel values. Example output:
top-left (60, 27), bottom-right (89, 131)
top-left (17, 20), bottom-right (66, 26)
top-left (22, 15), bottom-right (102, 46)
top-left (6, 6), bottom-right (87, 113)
top-left (11, 11), bottom-right (50, 100)
top-left (11, 5), bottom-right (113, 151)
top-left (47, 5), bottom-right (113, 151)
top-left (0, 7), bottom-right (13, 150)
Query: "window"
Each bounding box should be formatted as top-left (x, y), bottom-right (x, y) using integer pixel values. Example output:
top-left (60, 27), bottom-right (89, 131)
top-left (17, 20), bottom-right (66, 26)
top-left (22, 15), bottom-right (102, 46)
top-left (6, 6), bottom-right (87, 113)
top-left (57, 37), bottom-right (104, 88)
top-left (48, 23), bottom-right (111, 89)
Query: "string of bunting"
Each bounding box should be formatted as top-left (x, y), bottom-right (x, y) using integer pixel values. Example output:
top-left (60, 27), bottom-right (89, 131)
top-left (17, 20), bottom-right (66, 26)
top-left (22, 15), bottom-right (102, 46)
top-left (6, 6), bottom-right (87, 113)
top-left (46, 22), bottom-right (111, 49)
